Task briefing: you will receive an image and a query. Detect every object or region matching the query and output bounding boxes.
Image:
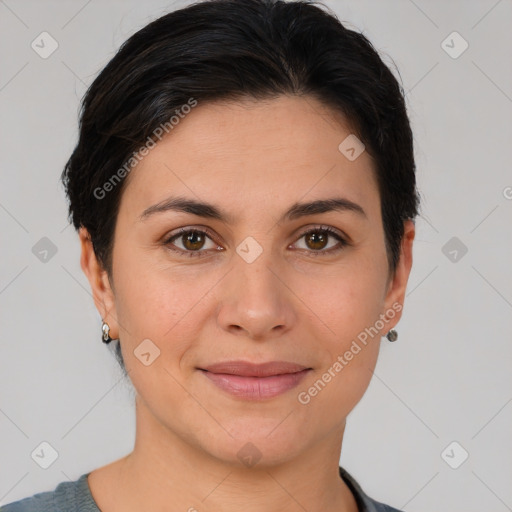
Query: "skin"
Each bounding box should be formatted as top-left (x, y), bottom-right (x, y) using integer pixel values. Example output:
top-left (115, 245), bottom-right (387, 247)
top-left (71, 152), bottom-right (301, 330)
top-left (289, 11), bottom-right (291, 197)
top-left (80, 94), bottom-right (415, 512)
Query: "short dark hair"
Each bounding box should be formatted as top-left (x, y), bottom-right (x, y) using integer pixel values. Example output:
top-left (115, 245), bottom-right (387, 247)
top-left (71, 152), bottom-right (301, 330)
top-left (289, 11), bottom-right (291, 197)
top-left (61, 0), bottom-right (420, 372)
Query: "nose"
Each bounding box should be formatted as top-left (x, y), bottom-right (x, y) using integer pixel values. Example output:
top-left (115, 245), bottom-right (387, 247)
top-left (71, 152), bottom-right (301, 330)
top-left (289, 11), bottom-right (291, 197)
top-left (215, 245), bottom-right (295, 341)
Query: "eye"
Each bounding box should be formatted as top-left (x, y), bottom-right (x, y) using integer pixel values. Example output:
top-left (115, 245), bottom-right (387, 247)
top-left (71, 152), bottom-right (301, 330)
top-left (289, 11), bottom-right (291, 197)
top-left (291, 225), bottom-right (349, 256)
top-left (163, 227), bottom-right (221, 258)
top-left (163, 225), bottom-right (349, 258)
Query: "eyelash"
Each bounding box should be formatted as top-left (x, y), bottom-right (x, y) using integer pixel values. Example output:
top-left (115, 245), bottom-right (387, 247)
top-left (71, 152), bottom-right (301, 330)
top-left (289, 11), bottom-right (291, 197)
top-left (162, 225), bottom-right (350, 259)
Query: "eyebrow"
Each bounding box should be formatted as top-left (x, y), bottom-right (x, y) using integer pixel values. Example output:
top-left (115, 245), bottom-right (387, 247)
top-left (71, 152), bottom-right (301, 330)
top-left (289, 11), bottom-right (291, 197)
top-left (139, 195), bottom-right (367, 223)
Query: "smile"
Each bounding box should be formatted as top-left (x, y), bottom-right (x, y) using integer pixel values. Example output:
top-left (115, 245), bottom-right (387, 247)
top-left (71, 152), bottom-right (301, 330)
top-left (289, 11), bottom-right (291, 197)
top-left (199, 368), bottom-right (312, 400)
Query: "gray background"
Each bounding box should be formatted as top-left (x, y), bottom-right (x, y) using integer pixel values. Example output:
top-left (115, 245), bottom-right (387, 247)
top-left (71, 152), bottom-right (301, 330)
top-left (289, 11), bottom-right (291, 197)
top-left (1, 0), bottom-right (511, 510)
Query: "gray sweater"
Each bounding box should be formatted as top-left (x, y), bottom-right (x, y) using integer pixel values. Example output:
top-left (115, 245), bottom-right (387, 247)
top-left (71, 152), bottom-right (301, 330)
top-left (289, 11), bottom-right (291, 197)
top-left (1, 466), bottom-right (403, 511)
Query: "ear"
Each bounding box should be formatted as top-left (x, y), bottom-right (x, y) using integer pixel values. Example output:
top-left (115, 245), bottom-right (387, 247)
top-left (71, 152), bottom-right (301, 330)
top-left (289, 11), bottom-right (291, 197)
top-left (381, 220), bottom-right (415, 331)
top-left (79, 227), bottom-right (119, 339)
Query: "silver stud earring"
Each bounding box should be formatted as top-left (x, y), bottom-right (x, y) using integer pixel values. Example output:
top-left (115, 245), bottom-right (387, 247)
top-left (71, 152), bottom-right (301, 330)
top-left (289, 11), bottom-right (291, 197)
top-left (102, 321), bottom-right (112, 344)
top-left (386, 329), bottom-right (398, 342)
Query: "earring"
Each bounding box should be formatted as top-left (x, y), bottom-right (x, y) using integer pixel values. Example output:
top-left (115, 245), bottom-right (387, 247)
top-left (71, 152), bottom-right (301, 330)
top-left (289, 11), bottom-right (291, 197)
top-left (102, 320), bottom-right (112, 344)
top-left (386, 329), bottom-right (398, 342)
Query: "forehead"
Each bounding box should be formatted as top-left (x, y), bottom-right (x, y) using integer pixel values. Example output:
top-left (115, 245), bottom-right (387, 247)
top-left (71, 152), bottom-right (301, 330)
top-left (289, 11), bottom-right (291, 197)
top-left (119, 95), bottom-right (380, 224)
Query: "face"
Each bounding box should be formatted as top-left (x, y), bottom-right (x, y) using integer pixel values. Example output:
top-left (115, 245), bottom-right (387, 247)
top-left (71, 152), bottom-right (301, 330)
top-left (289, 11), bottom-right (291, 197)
top-left (81, 95), bottom-right (414, 467)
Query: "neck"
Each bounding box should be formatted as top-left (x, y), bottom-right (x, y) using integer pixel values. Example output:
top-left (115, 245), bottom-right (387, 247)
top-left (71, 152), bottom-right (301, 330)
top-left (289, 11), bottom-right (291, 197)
top-left (90, 395), bottom-right (359, 512)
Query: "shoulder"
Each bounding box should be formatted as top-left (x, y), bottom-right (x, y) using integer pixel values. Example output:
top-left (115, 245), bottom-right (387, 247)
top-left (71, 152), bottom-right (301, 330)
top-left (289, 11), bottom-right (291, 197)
top-left (1, 493), bottom-right (53, 512)
top-left (366, 499), bottom-right (405, 512)
top-left (1, 473), bottom-right (98, 512)
top-left (339, 466), bottom-right (404, 512)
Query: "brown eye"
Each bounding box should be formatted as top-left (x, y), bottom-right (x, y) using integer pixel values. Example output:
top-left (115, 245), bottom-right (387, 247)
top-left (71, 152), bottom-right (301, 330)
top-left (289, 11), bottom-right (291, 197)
top-left (164, 228), bottom-right (219, 258)
top-left (293, 226), bottom-right (349, 256)
top-left (163, 225), bottom-right (348, 259)
top-left (180, 231), bottom-right (206, 251)
top-left (304, 231), bottom-right (329, 250)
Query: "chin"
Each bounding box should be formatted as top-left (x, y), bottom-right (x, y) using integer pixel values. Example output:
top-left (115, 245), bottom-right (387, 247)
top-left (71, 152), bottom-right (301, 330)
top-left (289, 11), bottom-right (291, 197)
top-left (197, 418), bottom-right (307, 468)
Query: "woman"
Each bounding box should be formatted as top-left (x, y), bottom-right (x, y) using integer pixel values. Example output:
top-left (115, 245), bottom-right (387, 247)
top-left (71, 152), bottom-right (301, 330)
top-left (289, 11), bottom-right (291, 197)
top-left (2, 0), bottom-right (419, 510)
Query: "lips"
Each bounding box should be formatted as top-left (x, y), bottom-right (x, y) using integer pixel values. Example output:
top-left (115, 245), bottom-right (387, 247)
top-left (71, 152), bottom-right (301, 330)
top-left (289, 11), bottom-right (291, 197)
top-left (197, 360), bottom-right (312, 400)
top-left (199, 360), bottom-right (310, 377)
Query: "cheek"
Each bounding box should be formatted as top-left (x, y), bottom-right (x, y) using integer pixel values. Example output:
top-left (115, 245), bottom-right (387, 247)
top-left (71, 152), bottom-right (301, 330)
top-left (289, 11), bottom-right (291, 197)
top-left (302, 258), bottom-right (386, 340)
top-left (112, 251), bottom-right (220, 362)
top-left (295, 283), bottom-right (383, 421)
top-left (113, 266), bottom-right (202, 401)
top-left (298, 258), bottom-right (386, 391)
top-left (115, 272), bottom-right (195, 340)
